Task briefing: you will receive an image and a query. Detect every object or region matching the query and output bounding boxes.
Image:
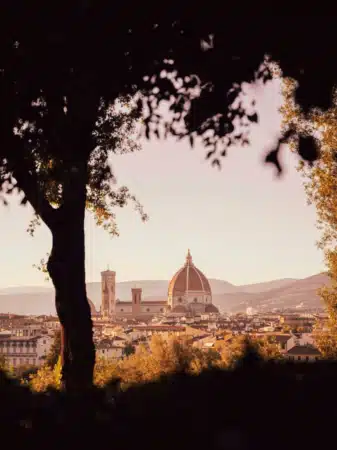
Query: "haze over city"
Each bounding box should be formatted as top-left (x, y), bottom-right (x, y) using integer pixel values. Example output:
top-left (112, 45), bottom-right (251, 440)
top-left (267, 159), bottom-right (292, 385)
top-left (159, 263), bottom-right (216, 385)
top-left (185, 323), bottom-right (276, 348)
top-left (0, 80), bottom-right (324, 289)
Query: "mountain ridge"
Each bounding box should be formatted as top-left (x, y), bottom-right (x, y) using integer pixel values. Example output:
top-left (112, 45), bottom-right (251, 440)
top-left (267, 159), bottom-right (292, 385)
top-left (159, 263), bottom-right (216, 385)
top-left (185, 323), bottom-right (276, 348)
top-left (0, 273), bottom-right (330, 315)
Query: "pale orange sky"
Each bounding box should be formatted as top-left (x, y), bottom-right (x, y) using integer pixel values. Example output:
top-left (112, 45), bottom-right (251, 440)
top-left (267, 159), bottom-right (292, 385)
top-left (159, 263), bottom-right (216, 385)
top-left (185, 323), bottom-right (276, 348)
top-left (0, 80), bottom-right (324, 288)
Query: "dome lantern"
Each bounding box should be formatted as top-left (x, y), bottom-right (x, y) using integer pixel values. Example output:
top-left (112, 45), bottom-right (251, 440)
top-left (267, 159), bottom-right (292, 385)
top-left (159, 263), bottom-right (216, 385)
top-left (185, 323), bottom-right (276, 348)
top-left (186, 249), bottom-right (193, 265)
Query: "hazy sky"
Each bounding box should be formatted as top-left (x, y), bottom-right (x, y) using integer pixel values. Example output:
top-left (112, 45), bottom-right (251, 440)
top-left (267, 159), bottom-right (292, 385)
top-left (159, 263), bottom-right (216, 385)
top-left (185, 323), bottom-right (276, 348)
top-left (0, 80), bottom-right (325, 288)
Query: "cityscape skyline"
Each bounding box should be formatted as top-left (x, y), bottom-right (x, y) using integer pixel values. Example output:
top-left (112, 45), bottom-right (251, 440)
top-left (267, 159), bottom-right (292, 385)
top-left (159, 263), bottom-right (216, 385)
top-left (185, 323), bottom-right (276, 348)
top-left (0, 80), bottom-right (324, 288)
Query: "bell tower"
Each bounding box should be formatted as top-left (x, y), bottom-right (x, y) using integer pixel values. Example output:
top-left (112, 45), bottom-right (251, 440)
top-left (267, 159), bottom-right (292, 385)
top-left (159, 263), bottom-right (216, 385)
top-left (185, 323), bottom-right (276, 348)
top-left (101, 269), bottom-right (116, 319)
top-left (131, 287), bottom-right (142, 317)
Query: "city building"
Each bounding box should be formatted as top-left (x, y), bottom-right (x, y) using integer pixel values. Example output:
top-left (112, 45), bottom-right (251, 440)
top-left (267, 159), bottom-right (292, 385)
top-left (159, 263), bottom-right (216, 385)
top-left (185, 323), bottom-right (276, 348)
top-left (96, 339), bottom-right (124, 360)
top-left (280, 314), bottom-right (316, 329)
top-left (12, 322), bottom-right (43, 338)
top-left (285, 345), bottom-right (322, 362)
top-left (0, 333), bottom-right (53, 368)
top-left (100, 250), bottom-right (219, 321)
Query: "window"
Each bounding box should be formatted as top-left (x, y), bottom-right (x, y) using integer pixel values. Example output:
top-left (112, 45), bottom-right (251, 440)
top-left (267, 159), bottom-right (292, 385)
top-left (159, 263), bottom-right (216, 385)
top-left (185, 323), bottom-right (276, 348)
top-left (43, 340), bottom-right (46, 344)
top-left (13, 359), bottom-right (16, 366)
top-left (33, 359), bottom-right (36, 366)
top-left (306, 356), bottom-right (309, 362)
top-left (298, 356), bottom-right (301, 361)
top-left (160, 308), bottom-right (163, 312)
top-left (26, 358), bottom-right (29, 365)
top-left (194, 298), bottom-right (197, 303)
top-left (146, 308), bottom-right (150, 312)
top-left (178, 297), bottom-right (182, 303)
top-left (121, 309), bottom-right (124, 312)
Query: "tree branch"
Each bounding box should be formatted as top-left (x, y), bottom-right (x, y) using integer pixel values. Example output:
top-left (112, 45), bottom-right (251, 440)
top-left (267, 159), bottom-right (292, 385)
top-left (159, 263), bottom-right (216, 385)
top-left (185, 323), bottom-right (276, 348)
top-left (12, 163), bottom-right (57, 230)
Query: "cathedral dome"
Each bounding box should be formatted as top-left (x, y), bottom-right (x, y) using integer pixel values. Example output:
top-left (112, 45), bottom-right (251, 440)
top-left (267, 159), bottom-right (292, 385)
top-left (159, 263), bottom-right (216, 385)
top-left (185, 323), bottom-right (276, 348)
top-left (168, 250), bottom-right (212, 297)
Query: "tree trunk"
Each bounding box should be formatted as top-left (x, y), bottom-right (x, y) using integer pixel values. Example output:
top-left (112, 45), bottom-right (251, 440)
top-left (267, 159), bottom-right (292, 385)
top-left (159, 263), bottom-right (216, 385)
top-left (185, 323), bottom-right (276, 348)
top-left (47, 190), bottom-right (95, 392)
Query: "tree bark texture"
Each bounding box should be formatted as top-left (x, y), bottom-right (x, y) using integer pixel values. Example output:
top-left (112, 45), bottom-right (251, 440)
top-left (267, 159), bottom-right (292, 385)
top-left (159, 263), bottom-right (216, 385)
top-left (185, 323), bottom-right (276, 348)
top-left (47, 171), bottom-right (95, 392)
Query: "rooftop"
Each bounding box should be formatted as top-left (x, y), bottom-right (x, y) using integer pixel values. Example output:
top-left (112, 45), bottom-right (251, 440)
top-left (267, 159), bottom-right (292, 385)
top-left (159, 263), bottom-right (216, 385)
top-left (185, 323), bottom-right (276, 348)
top-left (0, 335), bottom-right (45, 342)
top-left (287, 345), bottom-right (321, 356)
top-left (133, 325), bottom-right (186, 332)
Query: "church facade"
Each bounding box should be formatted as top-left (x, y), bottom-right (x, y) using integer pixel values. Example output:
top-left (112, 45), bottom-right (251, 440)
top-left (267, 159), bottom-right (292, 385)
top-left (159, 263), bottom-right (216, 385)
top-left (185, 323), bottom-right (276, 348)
top-left (100, 250), bottom-right (219, 321)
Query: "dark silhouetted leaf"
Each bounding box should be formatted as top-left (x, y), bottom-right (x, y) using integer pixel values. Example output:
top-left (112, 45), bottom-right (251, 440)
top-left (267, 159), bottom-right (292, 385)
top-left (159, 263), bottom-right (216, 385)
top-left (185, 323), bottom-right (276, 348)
top-left (298, 136), bottom-right (319, 164)
top-left (145, 124), bottom-right (150, 140)
top-left (265, 148), bottom-right (282, 175)
top-left (206, 150), bottom-right (215, 159)
top-left (247, 113), bottom-right (258, 123)
top-left (212, 158), bottom-right (221, 169)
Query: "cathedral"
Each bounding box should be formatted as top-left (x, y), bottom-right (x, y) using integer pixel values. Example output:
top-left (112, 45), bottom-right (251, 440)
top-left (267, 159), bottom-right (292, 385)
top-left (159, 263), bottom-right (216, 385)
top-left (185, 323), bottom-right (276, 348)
top-left (100, 250), bottom-right (219, 321)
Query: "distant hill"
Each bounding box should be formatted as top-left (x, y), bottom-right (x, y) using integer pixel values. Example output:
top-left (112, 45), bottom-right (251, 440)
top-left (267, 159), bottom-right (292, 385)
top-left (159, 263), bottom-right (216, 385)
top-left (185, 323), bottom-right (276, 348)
top-left (237, 278), bottom-right (298, 294)
top-left (213, 273), bottom-right (330, 313)
top-left (86, 278), bottom-right (238, 305)
top-left (0, 273), bottom-right (330, 315)
top-left (0, 286), bottom-right (52, 295)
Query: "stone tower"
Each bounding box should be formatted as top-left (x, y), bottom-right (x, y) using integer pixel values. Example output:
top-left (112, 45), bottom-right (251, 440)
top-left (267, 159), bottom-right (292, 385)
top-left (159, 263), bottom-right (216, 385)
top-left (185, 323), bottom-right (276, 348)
top-left (131, 287), bottom-right (142, 317)
top-left (101, 270), bottom-right (116, 318)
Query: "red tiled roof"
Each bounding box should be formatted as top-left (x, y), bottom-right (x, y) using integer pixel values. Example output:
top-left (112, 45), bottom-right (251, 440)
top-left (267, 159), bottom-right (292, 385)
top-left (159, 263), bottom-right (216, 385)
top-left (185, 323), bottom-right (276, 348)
top-left (133, 325), bottom-right (186, 332)
top-left (168, 250), bottom-right (211, 297)
top-left (141, 301), bottom-right (167, 305)
top-left (96, 342), bottom-right (123, 350)
top-left (0, 335), bottom-right (40, 342)
top-left (287, 345), bottom-right (321, 356)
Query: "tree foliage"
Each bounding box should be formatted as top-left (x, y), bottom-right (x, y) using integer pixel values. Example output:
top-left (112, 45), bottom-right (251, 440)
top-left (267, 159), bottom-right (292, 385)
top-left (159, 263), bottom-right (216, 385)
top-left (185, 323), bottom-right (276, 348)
top-left (29, 334), bottom-right (281, 392)
top-left (123, 343), bottom-right (136, 357)
top-left (281, 76), bottom-right (337, 351)
top-left (0, 355), bottom-right (8, 372)
top-left (216, 335), bottom-right (281, 367)
top-left (29, 356), bottom-right (62, 392)
top-left (1, 10), bottom-right (334, 218)
top-left (45, 330), bottom-right (61, 368)
top-left (1, 8), bottom-right (336, 389)
top-left (24, 99), bottom-right (146, 240)
top-left (313, 321), bottom-right (337, 359)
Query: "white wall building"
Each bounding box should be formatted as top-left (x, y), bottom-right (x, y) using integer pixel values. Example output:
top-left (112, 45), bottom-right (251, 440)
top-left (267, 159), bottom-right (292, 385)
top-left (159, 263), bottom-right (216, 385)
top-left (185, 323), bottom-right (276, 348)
top-left (96, 340), bottom-right (124, 360)
top-left (12, 323), bottom-right (43, 338)
top-left (0, 334), bottom-right (53, 368)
